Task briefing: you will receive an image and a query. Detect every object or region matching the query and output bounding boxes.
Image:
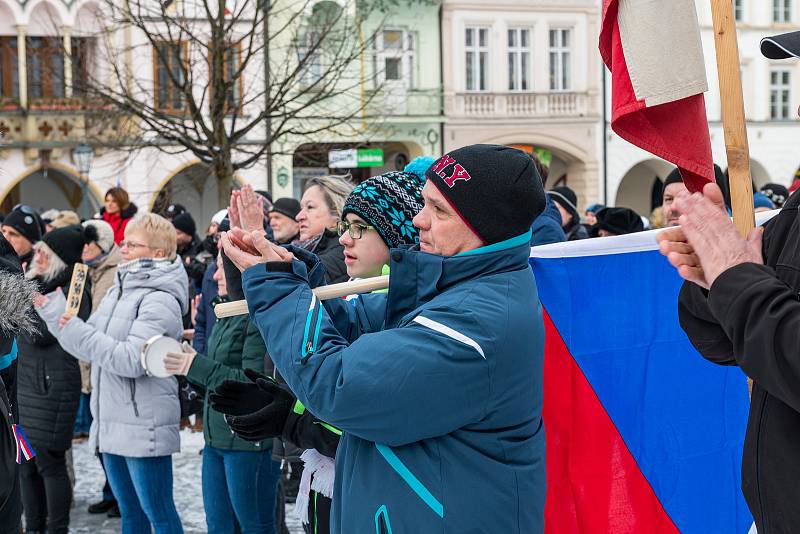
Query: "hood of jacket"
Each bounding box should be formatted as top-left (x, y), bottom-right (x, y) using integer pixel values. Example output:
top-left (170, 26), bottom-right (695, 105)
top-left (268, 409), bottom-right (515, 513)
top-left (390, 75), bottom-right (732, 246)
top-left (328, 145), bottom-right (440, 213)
top-left (117, 257), bottom-right (190, 315)
top-left (383, 233), bottom-right (533, 328)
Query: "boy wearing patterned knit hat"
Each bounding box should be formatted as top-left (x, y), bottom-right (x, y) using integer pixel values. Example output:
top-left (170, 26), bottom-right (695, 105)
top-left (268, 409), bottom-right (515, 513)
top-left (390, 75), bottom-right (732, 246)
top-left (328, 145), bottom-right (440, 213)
top-left (337, 171), bottom-right (424, 279)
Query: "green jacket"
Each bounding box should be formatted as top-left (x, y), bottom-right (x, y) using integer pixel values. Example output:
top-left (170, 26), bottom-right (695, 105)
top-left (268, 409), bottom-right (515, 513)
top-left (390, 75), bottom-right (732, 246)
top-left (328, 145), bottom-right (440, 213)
top-left (187, 311), bottom-right (270, 452)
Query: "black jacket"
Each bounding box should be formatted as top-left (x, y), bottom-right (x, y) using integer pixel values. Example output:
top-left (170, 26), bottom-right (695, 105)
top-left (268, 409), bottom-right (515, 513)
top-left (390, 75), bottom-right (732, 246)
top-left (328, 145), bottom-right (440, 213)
top-left (0, 236), bottom-right (35, 534)
top-left (678, 190), bottom-right (800, 534)
top-left (0, 353), bottom-right (21, 534)
top-left (308, 229), bottom-right (348, 285)
top-left (17, 268), bottom-right (91, 452)
top-left (179, 234), bottom-right (212, 289)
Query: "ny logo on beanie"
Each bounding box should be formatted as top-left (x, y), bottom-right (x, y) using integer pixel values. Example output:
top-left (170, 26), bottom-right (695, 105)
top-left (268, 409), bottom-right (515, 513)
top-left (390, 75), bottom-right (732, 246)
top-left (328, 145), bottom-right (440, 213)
top-left (430, 154), bottom-right (473, 188)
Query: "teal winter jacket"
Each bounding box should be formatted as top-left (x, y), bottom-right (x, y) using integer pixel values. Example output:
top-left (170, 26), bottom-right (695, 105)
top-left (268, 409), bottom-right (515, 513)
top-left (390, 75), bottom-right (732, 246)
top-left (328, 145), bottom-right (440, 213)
top-left (242, 234), bottom-right (546, 533)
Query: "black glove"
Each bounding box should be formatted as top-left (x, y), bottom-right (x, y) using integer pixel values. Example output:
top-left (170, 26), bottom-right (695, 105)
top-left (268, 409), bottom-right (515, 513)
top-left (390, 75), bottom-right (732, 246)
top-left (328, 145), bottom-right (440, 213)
top-left (209, 368), bottom-right (294, 442)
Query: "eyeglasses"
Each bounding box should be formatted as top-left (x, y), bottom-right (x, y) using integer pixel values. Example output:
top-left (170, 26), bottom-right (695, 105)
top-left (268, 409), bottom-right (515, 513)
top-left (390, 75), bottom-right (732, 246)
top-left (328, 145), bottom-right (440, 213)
top-left (120, 240), bottom-right (152, 250)
top-left (336, 220), bottom-right (375, 240)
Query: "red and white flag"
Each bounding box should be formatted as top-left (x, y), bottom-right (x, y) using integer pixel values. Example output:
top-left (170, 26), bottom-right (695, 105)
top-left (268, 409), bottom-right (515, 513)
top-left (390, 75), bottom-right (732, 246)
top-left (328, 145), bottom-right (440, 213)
top-left (600, 0), bottom-right (714, 193)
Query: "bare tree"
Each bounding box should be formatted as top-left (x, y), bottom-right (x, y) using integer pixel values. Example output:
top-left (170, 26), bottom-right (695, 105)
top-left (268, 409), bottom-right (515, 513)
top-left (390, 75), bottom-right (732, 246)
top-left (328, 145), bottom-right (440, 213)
top-left (73, 0), bottom-right (408, 205)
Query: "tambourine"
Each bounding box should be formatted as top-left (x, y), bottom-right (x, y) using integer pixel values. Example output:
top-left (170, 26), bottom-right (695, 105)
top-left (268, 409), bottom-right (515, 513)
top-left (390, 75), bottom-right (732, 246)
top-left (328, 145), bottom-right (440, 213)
top-left (140, 335), bottom-right (184, 378)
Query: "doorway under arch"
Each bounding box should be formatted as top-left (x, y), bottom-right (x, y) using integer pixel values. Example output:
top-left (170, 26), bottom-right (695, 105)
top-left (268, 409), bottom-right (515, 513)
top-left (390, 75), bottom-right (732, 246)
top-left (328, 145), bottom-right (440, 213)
top-left (151, 163), bottom-right (244, 229)
top-left (615, 159), bottom-right (676, 216)
top-left (0, 166), bottom-right (101, 219)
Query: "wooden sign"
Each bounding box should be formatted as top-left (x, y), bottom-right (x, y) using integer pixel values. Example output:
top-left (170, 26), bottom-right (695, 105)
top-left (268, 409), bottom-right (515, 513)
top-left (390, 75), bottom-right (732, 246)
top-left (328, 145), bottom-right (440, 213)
top-left (64, 263), bottom-right (89, 318)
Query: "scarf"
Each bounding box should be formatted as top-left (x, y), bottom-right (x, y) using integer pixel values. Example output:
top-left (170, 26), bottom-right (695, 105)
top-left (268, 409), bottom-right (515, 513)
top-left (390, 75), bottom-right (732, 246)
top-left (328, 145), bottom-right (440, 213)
top-left (116, 257), bottom-right (173, 282)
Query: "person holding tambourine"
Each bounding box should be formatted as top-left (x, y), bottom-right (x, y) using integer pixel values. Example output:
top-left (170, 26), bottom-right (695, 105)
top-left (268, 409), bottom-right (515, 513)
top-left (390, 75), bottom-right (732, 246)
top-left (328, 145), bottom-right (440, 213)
top-left (34, 213), bottom-right (187, 534)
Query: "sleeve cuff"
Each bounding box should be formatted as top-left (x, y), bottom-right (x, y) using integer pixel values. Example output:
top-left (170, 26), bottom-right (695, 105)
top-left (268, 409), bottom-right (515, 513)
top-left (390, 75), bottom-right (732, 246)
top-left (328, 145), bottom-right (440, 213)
top-left (265, 261), bottom-right (294, 273)
top-left (708, 263), bottom-right (777, 323)
top-left (186, 353), bottom-right (214, 385)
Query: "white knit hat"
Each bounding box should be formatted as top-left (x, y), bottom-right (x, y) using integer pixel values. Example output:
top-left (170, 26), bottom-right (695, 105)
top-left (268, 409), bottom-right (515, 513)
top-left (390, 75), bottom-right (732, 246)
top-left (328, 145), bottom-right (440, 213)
top-left (82, 220), bottom-right (116, 253)
top-left (211, 209), bottom-right (228, 226)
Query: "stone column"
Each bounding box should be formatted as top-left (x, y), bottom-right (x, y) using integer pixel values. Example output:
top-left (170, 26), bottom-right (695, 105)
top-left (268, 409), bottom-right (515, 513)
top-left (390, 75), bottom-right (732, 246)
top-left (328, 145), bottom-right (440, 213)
top-left (15, 26), bottom-right (26, 108)
top-left (63, 27), bottom-right (72, 98)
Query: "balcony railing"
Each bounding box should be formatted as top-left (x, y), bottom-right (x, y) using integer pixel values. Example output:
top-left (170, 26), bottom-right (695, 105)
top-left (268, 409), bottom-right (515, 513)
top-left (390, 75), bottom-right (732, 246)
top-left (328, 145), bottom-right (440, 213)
top-left (447, 92), bottom-right (591, 118)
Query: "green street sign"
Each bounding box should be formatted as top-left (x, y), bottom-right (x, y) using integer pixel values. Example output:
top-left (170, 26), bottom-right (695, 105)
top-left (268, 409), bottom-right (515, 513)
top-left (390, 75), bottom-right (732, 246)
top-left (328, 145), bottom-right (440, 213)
top-left (329, 148), bottom-right (385, 169)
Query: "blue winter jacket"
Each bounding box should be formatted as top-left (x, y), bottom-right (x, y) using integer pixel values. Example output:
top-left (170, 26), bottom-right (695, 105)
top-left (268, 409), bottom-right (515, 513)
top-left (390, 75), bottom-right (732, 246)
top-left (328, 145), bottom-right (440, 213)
top-left (531, 196), bottom-right (566, 246)
top-left (242, 232), bottom-right (546, 533)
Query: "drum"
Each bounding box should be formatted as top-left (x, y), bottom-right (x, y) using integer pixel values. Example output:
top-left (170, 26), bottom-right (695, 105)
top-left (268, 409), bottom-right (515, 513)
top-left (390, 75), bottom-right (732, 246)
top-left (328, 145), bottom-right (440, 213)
top-left (140, 335), bottom-right (183, 378)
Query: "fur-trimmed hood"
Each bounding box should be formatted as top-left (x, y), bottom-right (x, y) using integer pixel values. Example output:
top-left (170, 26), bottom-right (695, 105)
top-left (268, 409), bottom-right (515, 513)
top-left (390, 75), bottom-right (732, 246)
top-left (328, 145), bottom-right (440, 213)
top-left (0, 271), bottom-right (38, 337)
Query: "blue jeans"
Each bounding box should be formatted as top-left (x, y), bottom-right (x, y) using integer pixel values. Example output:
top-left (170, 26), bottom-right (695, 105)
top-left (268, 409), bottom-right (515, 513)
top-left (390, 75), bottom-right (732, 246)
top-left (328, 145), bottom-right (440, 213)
top-left (103, 453), bottom-right (183, 534)
top-left (73, 393), bottom-right (91, 435)
top-left (202, 445), bottom-right (281, 534)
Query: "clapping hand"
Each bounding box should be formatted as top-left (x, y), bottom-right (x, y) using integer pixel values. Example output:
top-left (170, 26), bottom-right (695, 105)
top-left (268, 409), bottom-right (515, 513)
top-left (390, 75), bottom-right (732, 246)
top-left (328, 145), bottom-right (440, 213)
top-left (229, 185), bottom-right (265, 233)
top-left (220, 228), bottom-right (295, 272)
top-left (657, 183), bottom-right (763, 289)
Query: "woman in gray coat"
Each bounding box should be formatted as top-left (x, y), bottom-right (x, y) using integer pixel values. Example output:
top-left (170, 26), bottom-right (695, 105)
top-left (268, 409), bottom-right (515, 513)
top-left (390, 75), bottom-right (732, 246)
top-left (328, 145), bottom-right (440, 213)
top-left (37, 214), bottom-right (187, 534)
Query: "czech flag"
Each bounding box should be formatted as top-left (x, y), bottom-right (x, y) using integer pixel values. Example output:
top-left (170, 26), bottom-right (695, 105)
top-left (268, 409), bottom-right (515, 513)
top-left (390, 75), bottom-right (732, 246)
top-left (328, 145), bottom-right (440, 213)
top-left (530, 231), bottom-right (753, 533)
top-left (600, 0), bottom-right (714, 192)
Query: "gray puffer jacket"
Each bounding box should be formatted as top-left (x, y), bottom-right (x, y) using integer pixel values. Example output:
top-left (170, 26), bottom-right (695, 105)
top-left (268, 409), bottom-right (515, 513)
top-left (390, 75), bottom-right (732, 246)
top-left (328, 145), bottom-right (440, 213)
top-left (38, 257), bottom-right (188, 458)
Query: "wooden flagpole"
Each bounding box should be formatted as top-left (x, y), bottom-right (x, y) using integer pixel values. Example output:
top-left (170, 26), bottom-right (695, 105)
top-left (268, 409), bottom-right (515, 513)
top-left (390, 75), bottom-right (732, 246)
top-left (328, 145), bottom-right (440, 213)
top-left (710, 0), bottom-right (755, 237)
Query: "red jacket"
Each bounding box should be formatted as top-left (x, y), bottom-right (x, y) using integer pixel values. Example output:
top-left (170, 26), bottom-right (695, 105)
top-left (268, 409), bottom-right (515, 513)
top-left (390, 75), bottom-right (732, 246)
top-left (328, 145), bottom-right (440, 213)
top-left (100, 203), bottom-right (138, 245)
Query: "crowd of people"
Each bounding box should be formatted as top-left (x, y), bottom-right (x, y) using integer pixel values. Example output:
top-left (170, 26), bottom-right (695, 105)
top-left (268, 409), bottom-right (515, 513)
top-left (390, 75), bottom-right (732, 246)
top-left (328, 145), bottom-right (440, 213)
top-left (0, 141), bottom-right (794, 534)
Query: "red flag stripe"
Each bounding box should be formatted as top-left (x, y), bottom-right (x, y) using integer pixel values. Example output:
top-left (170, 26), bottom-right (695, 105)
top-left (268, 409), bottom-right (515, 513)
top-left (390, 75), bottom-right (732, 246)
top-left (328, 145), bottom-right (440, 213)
top-left (542, 310), bottom-right (679, 533)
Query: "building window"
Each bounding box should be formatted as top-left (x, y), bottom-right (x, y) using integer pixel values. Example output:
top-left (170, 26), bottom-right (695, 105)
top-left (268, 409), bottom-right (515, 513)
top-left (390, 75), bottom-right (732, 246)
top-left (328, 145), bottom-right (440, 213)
top-left (374, 29), bottom-right (416, 88)
top-left (734, 0), bottom-right (744, 21)
top-left (549, 29), bottom-right (572, 91)
top-left (0, 37), bottom-right (18, 100)
top-left (210, 43), bottom-right (242, 115)
top-left (465, 27), bottom-right (489, 92)
top-left (774, 0), bottom-right (792, 23)
top-left (770, 69), bottom-right (791, 120)
top-left (27, 37), bottom-right (65, 100)
top-left (153, 42), bottom-right (187, 112)
top-left (71, 38), bottom-right (92, 99)
top-left (508, 28), bottom-right (531, 91)
top-left (297, 29), bottom-right (323, 86)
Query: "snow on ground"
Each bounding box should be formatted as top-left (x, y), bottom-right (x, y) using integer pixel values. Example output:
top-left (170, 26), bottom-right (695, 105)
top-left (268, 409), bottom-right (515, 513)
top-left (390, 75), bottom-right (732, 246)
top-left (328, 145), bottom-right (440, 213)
top-left (70, 429), bottom-right (304, 533)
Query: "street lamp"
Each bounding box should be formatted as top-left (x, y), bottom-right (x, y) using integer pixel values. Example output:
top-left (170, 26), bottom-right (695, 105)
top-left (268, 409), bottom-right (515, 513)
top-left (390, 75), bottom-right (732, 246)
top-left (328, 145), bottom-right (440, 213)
top-left (73, 143), bottom-right (94, 219)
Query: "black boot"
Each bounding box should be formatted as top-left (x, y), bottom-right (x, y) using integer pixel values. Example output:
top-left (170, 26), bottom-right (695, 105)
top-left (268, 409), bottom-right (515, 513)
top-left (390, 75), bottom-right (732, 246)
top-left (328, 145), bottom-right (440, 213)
top-left (87, 499), bottom-right (117, 514)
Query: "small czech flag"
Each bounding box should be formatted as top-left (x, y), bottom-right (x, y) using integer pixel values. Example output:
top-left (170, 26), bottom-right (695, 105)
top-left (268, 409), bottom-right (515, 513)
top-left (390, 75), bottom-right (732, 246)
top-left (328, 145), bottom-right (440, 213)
top-left (12, 424), bottom-right (35, 464)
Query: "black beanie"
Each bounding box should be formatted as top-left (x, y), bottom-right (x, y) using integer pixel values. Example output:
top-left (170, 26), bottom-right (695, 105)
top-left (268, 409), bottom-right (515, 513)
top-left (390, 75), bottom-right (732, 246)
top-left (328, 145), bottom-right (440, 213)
top-left (164, 203), bottom-right (187, 220)
top-left (590, 207), bottom-right (644, 237)
top-left (270, 198), bottom-right (301, 221)
top-left (43, 225), bottom-right (85, 266)
top-left (172, 212), bottom-right (196, 236)
top-left (548, 186), bottom-right (579, 218)
top-left (3, 208), bottom-right (43, 245)
top-left (425, 144), bottom-right (545, 245)
top-left (760, 183), bottom-right (789, 208)
top-left (663, 168), bottom-right (684, 189)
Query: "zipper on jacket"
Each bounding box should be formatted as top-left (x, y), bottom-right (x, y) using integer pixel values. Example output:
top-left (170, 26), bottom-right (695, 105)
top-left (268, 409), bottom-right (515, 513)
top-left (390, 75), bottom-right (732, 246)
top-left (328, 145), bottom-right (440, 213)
top-left (301, 295), bottom-right (323, 363)
top-left (130, 379), bottom-right (140, 417)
